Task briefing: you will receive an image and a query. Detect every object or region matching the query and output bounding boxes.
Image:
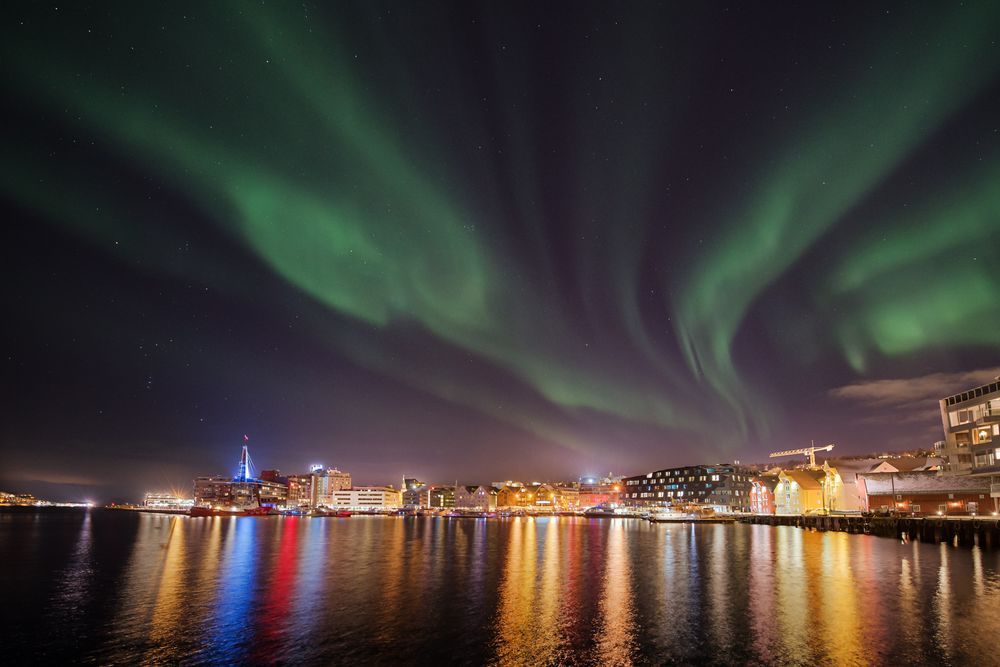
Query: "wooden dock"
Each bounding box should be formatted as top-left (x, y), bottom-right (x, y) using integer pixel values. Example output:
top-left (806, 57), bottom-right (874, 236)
top-left (739, 513), bottom-right (1000, 548)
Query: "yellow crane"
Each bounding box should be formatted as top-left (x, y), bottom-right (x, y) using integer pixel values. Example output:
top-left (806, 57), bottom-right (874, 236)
top-left (769, 441), bottom-right (834, 469)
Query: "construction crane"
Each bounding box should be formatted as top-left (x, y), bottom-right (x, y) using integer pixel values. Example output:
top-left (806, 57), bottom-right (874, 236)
top-left (769, 441), bottom-right (834, 469)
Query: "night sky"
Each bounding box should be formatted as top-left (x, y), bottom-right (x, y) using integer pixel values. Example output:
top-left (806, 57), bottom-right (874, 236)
top-left (2, 2), bottom-right (999, 501)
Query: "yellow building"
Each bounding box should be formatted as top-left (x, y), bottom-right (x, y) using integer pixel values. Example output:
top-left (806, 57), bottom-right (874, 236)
top-left (496, 484), bottom-right (530, 508)
top-left (495, 483), bottom-right (580, 511)
top-left (774, 469), bottom-right (826, 514)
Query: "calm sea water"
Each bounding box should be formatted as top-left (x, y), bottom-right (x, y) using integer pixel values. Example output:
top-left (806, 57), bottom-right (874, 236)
top-left (2, 509), bottom-right (999, 666)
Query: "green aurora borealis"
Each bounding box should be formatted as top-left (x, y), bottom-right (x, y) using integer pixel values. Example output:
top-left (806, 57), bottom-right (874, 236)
top-left (2, 1), bottom-right (1000, 494)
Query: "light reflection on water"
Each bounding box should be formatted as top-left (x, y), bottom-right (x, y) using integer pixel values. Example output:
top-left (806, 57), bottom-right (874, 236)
top-left (3, 510), bottom-right (1000, 665)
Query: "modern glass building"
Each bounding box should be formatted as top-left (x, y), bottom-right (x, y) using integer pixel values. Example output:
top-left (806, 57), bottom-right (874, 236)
top-left (621, 464), bottom-right (754, 512)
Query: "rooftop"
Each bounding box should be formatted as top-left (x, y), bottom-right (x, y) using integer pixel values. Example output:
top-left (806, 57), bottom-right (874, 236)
top-left (858, 471), bottom-right (990, 495)
top-left (943, 377), bottom-right (1000, 406)
top-left (780, 469), bottom-right (825, 490)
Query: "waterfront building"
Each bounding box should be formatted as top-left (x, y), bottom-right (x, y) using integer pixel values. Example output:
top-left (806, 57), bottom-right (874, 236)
top-left (532, 483), bottom-right (579, 510)
top-left (939, 376), bottom-right (1000, 474)
top-left (194, 443), bottom-right (289, 509)
top-left (2, 492), bottom-right (40, 506)
top-left (820, 460), bottom-right (875, 512)
top-left (492, 482), bottom-right (579, 510)
top-left (455, 485), bottom-right (498, 511)
top-left (774, 469), bottom-right (826, 514)
top-left (815, 457), bottom-right (944, 513)
top-left (400, 484), bottom-right (457, 508)
top-left (193, 475), bottom-right (288, 509)
top-left (427, 485), bottom-right (455, 509)
top-left (323, 486), bottom-right (401, 510)
top-left (749, 474), bottom-right (779, 515)
top-left (259, 480), bottom-right (288, 506)
top-left (578, 476), bottom-right (623, 508)
top-left (286, 473), bottom-right (316, 508)
top-left (402, 484), bottom-right (428, 508)
top-left (858, 471), bottom-right (995, 515)
top-left (621, 464), bottom-right (753, 512)
top-left (496, 483), bottom-right (529, 509)
top-left (315, 468), bottom-right (353, 506)
top-left (143, 493), bottom-right (194, 510)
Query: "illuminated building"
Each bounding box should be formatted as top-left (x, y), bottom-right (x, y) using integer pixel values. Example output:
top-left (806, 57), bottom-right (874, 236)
top-left (455, 485), bottom-right (499, 511)
top-left (496, 483), bottom-right (528, 508)
top-left (402, 484), bottom-right (428, 508)
top-left (286, 473), bottom-right (317, 508)
top-left (427, 485), bottom-right (455, 508)
top-left (323, 486), bottom-right (401, 510)
top-left (0, 492), bottom-right (40, 506)
top-left (401, 477), bottom-right (428, 507)
top-left (258, 480), bottom-right (288, 506)
top-left (402, 477), bottom-right (425, 492)
top-left (578, 476), bottom-right (623, 508)
top-left (622, 464), bottom-right (753, 512)
top-left (314, 467), bottom-right (353, 506)
top-left (193, 443), bottom-right (288, 509)
top-left (143, 493), bottom-right (194, 510)
top-left (530, 484), bottom-right (579, 510)
top-left (492, 482), bottom-right (583, 510)
top-left (774, 469), bottom-right (826, 514)
top-left (858, 471), bottom-right (993, 515)
top-left (939, 377), bottom-right (1000, 474)
top-left (749, 474), bottom-right (778, 515)
top-left (193, 476), bottom-right (288, 508)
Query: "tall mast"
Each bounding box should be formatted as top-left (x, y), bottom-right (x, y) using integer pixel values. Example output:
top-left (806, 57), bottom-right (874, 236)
top-left (237, 434), bottom-right (254, 482)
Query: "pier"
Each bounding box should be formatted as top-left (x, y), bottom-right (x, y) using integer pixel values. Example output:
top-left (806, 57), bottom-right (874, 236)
top-left (740, 514), bottom-right (1000, 548)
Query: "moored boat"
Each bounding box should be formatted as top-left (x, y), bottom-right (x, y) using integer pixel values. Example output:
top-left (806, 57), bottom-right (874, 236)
top-left (647, 506), bottom-right (734, 523)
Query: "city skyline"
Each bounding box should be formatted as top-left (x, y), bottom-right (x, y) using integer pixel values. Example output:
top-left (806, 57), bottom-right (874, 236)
top-left (3, 2), bottom-right (1000, 502)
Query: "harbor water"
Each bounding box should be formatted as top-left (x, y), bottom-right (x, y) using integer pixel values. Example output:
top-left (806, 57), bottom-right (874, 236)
top-left (2, 509), bottom-right (999, 665)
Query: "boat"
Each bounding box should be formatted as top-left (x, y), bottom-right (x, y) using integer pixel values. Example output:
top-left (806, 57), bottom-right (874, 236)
top-left (313, 509), bottom-right (353, 517)
top-left (647, 506), bottom-right (734, 523)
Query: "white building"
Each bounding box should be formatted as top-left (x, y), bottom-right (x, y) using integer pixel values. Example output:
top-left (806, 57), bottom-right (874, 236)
top-left (323, 486), bottom-right (401, 510)
top-left (314, 467), bottom-right (353, 506)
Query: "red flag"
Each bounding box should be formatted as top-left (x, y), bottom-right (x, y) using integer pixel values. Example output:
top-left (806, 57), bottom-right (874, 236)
top-left (244, 434), bottom-right (249, 442)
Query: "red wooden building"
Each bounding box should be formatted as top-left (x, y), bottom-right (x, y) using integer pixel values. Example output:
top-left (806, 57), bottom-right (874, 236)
top-left (749, 474), bottom-right (779, 515)
top-left (858, 471), bottom-right (994, 515)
